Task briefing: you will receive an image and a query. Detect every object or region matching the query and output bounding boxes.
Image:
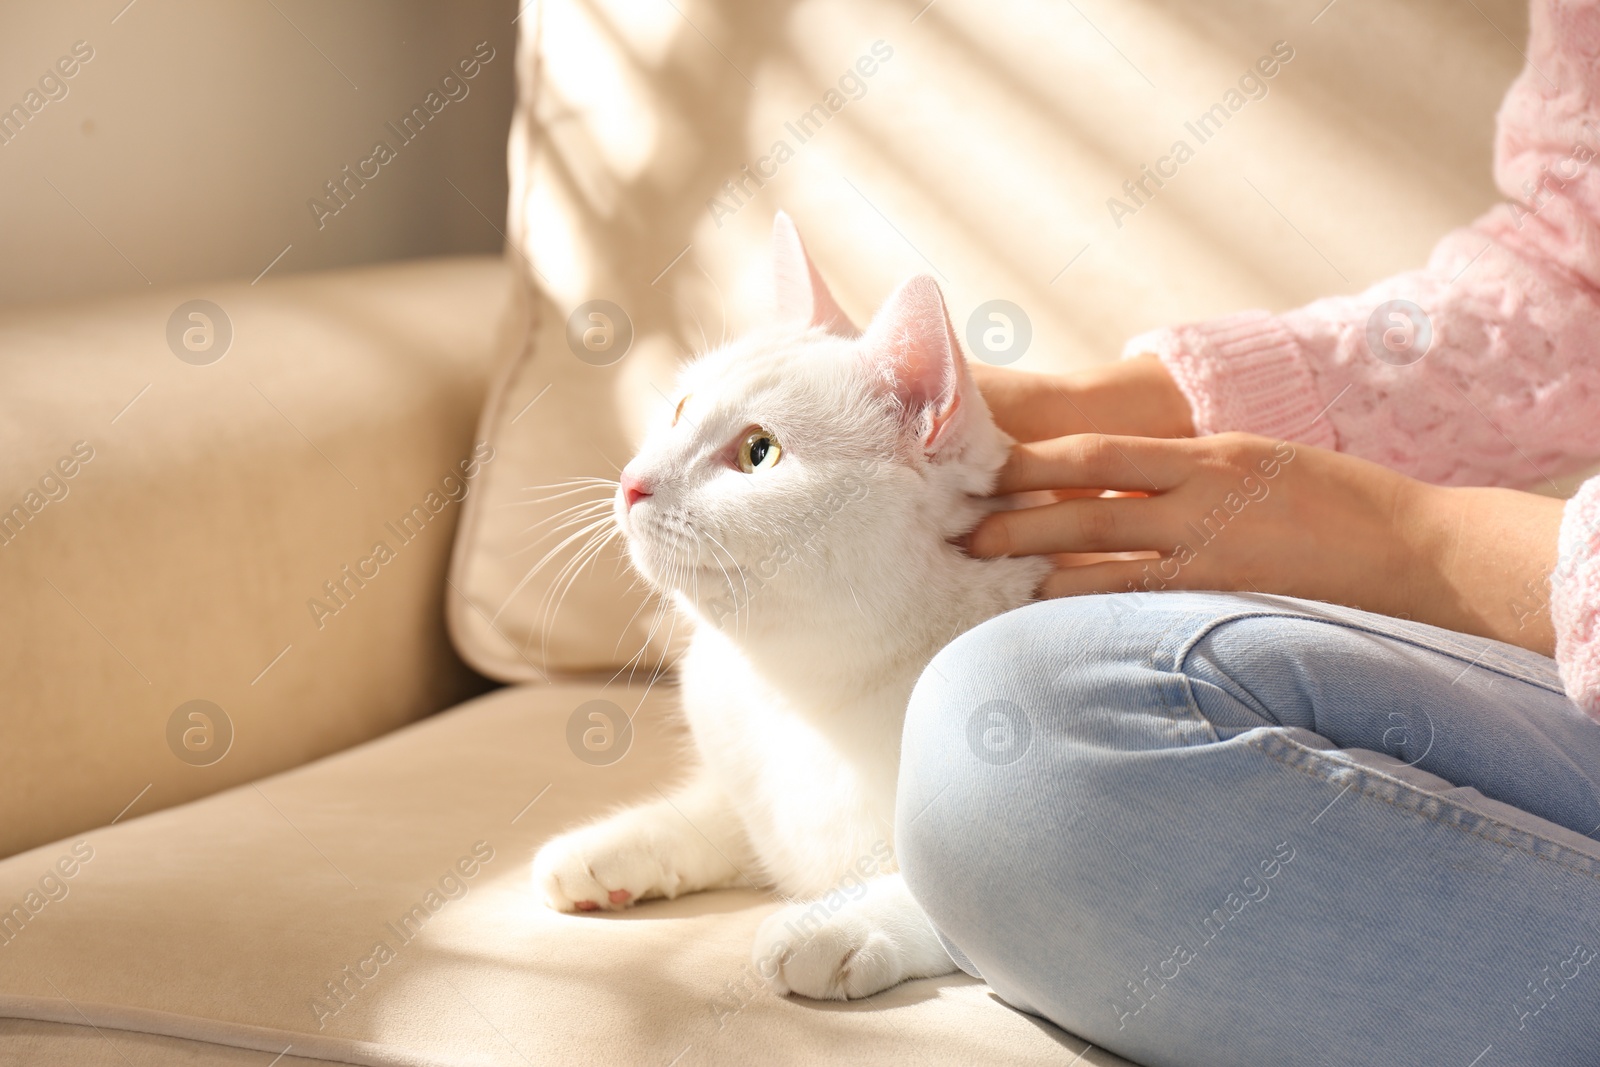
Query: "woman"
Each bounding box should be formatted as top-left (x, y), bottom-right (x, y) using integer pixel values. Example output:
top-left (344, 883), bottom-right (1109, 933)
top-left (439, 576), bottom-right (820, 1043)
top-left (896, 3), bottom-right (1600, 1064)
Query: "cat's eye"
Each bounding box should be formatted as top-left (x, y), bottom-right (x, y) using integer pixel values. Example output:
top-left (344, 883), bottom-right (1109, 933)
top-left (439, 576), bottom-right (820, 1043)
top-left (672, 394), bottom-right (690, 427)
top-left (736, 428), bottom-right (782, 473)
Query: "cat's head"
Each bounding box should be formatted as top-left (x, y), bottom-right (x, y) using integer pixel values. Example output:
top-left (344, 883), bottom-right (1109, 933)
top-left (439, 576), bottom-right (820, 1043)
top-left (615, 213), bottom-right (1013, 627)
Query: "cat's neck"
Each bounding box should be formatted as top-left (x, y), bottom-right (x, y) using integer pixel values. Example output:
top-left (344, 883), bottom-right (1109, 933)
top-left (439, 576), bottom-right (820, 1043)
top-left (682, 535), bottom-right (1038, 710)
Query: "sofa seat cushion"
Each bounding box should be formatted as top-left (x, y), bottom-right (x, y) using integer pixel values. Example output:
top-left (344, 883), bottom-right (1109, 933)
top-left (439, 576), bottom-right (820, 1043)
top-left (0, 682), bottom-right (1133, 1066)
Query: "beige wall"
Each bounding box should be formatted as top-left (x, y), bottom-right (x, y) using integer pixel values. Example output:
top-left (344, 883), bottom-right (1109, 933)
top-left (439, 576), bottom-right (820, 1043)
top-left (0, 0), bottom-right (515, 308)
top-left (507, 0), bottom-right (1529, 391)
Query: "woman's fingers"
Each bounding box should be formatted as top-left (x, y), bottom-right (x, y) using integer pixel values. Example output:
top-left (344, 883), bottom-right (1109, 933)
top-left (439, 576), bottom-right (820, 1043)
top-left (996, 434), bottom-right (1187, 495)
top-left (968, 495), bottom-right (1175, 558)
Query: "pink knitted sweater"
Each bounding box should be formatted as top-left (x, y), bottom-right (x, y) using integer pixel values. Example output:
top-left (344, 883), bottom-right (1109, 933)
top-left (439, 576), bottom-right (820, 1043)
top-left (1125, 0), bottom-right (1600, 719)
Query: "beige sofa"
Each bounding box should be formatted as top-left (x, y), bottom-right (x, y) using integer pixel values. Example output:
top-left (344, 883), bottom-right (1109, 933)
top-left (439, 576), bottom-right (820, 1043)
top-left (2, 0), bottom-right (1549, 1063)
top-left (0, 256), bottom-right (1130, 1065)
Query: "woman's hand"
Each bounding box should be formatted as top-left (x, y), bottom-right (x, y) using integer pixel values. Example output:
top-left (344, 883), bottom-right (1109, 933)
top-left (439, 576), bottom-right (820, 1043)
top-left (971, 355), bottom-right (1196, 443)
top-left (967, 431), bottom-right (1566, 656)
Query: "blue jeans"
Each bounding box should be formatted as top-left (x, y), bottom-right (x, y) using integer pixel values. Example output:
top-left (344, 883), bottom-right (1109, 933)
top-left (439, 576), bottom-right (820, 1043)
top-left (897, 592), bottom-right (1600, 1067)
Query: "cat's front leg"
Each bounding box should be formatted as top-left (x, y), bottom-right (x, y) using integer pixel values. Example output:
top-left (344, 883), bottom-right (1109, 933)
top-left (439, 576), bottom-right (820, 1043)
top-left (753, 872), bottom-right (957, 1000)
top-left (532, 775), bottom-right (755, 912)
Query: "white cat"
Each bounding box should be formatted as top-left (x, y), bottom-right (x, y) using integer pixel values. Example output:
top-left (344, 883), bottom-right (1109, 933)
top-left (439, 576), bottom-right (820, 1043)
top-left (531, 213), bottom-right (1048, 1000)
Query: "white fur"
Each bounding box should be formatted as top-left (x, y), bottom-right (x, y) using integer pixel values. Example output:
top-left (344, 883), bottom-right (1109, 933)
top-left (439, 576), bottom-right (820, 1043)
top-left (532, 274), bottom-right (1047, 1000)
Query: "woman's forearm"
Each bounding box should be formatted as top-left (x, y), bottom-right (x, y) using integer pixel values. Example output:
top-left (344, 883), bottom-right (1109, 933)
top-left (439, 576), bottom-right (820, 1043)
top-left (1405, 485), bottom-right (1564, 655)
top-left (971, 355), bottom-right (1196, 443)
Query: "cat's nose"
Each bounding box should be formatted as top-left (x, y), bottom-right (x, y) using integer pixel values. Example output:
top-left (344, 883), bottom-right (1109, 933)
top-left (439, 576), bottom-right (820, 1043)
top-left (620, 471), bottom-right (652, 510)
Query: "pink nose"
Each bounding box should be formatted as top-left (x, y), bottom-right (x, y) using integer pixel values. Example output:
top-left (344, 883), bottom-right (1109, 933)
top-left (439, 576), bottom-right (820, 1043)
top-left (620, 471), bottom-right (652, 510)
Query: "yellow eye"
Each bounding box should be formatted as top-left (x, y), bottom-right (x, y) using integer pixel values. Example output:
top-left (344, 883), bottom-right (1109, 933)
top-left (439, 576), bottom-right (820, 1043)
top-left (672, 395), bottom-right (690, 427)
top-left (736, 428), bottom-right (782, 473)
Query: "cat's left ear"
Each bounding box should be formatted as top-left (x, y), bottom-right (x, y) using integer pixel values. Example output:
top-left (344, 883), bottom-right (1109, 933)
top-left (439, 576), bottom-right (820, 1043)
top-left (862, 275), bottom-right (971, 460)
top-left (772, 211), bottom-right (857, 336)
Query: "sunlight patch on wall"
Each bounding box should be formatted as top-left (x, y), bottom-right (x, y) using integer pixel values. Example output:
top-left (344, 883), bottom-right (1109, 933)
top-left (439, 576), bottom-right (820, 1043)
top-left (521, 152), bottom-right (591, 306)
top-left (543, 0), bottom-right (661, 182)
top-left (588, 0), bottom-right (680, 65)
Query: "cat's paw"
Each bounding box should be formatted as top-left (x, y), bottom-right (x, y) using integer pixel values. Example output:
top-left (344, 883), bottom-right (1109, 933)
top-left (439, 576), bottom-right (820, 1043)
top-left (752, 901), bottom-right (909, 1000)
top-left (531, 817), bottom-right (682, 913)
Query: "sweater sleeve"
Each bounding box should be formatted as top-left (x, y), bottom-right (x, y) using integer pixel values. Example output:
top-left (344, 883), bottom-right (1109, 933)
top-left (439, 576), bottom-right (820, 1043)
top-left (1124, 0), bottom-right (1600, 489)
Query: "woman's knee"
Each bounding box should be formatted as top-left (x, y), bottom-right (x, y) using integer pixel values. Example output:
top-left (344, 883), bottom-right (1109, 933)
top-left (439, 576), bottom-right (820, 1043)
top-left (899, 591), bottom-right (1256, 781)
top-left (894, 595), bottom-right (1303, 1042)
top-left (896, 595), bottom-right (1187, 940)
top-left (895, 592), bottom-right (1279, 942)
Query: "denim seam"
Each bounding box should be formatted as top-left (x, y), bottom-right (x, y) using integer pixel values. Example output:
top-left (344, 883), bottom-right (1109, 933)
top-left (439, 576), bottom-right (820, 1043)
top-left (1152, 608), bottom-right (1301, 744)
top-left (1167, 604), bottom-right (1565, 696)
top-left (1248, 730), bottom-right (1600, 882)
top-left (1149, 611), bottom-right (1222, 740)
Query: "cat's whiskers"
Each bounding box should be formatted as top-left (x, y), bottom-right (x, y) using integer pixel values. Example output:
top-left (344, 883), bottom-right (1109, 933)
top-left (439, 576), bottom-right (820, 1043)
top-left (700, 529), bottom-right (751, 637)
top-left (535, 512), bottom-right (619, 611)
top-left (620, 550), bottom-right (681, 690)
top-left (610, 574), bottom-right (662, 659)
top-left (694, 258), bottom-right (730, 351)
top-left (509, 497), bottom-right (616, 551)
top-left (608, 613), bottom-right (657, 690)
top-left (633, 573), bottom-right (681, 709)
top-left (491, 477), bottom-right (623, 660)
top-left (504, 476), bottom-right (619, 505)
top-left (495, 510), bottom-right (617, 629)
top-left (634, 552), bottom-right (685, 702)
top-left (606, 531), bottom-right (684, 691)
top-left (609, 572), bottom-right (663, 689)
top-left (687, 308), bottom-right (709, 354)
top-left (536, 520), bottom-right (623, 664)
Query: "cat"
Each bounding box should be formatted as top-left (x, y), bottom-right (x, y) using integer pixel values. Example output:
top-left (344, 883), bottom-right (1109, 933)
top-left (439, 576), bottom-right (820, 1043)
top-left (530, 212), bottom-right (1049, 1000)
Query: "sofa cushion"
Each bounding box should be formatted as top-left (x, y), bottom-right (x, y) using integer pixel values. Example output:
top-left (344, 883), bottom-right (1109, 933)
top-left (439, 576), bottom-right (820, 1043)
top-left (0, 255), bottom-right (508, 860)
top-left (0, 1020), bottom-right (363, 1066)
top-left (0, 680), bottom-right (1134, 1066)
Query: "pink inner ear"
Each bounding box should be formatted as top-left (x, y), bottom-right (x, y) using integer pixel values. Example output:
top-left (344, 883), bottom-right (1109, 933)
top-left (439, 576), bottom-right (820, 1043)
top-left (863, 275), bottom-right (967, 455)
top-left (771, 211), bottom-right (857, 336)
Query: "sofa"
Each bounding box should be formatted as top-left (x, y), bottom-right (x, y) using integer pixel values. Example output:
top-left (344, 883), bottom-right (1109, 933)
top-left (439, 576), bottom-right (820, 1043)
top-left (1, 0), bottom-right (1548, 1064)
top-left (0, 252), bottom-right (1141, 1064)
